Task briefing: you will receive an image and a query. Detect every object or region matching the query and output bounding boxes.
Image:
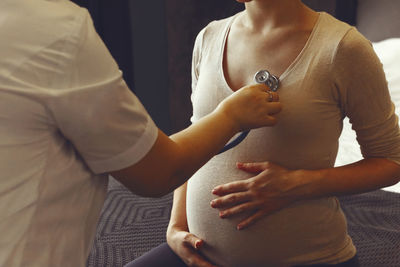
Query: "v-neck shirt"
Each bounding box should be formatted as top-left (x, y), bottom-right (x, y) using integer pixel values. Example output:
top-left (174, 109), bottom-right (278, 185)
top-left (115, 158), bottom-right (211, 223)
top-left (186, 12), bottom-right (400, 266)
top-left (221, 12), bottom-right (323, 92)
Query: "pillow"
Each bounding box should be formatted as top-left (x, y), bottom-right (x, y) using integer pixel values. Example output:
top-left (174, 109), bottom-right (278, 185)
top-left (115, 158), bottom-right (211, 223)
top-left (373, 38), bottom-right (400, 113)
top-left (335, 38), bottom-right (400, 192)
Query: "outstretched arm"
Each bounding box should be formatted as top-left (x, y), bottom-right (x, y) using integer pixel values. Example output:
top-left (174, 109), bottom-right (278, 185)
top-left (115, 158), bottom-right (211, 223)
top-left (111, 85), bottom-right (281, 197)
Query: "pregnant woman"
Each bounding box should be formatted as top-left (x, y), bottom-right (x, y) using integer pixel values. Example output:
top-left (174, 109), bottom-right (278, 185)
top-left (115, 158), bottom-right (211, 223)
top-left (127, 0), bottom-right (400, 266)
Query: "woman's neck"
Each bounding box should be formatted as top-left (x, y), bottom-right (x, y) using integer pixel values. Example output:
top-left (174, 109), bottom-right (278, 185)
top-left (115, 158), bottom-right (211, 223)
top-left (239, 0), bottom-right (316, 33)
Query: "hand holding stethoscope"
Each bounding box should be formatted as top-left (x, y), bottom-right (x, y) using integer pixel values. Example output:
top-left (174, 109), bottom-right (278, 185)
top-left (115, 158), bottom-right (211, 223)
top-left (217, 70), bottom-right (280, 154)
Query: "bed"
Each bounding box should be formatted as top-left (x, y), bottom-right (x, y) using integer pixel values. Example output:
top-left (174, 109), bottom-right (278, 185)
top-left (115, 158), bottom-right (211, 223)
top-left (87, 1), bottom-right (400, 266)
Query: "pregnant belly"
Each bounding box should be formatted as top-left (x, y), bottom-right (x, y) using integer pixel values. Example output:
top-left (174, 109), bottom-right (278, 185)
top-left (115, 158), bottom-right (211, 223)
top-left (186, 159), bottom-right (349, 267)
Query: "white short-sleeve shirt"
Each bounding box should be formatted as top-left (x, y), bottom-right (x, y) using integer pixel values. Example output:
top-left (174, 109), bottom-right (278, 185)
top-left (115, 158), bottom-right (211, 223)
top-left (0, 0), bottom-right (158, 266)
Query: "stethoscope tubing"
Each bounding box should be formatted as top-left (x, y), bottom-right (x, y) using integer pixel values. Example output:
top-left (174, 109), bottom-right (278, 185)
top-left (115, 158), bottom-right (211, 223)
top-left (217, 130), bottom-right (250, 154)
top-left (217, 70), bottom-right (279, 155)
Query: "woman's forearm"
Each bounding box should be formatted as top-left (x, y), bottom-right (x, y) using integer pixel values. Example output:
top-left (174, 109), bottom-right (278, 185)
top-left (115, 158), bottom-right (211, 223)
top-left (294, 158), bottom-right (400, 199)
top-left (210, 158), bottom-right (400, 229)
top-left (168, 182), bottom-right (189, 232)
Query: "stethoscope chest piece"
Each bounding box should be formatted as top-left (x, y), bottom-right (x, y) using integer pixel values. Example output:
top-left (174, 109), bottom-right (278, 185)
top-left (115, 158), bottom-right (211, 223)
top-left (217, 69), bottom-right (280, 155)
top-left (254, 70), bottom-right (280, 92)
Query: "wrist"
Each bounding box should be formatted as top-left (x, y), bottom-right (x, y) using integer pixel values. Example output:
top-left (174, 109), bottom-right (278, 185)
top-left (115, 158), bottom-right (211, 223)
top-left (167, 222), bottom-right (188, 235)
top-left (166, 223), bottom-right (188, 245)
top-left (290, 169), bottom-right (324, 200)
top-left (213, 105), bottom-right (241, 134)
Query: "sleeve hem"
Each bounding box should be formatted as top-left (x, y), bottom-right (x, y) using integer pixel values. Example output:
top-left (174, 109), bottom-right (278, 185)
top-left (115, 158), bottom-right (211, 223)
top-left (87, 117), bottom-right (159, 174)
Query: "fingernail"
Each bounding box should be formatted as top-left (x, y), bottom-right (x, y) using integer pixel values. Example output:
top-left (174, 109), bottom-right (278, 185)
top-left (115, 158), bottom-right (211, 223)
top-left (237, 225), bottom-right (242, 231)
top-left (219, 212), bottom-right (225, 218)
top-left (210, 200), bottom-right (215, 207)
top-left (212, 188), bottom-right (219, 195)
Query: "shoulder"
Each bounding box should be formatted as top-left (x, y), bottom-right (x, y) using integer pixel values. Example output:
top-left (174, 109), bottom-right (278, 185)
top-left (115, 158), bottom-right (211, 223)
top-left (315, 12), bottom-right (355, 55)
top-left (320, 12), bottom-right (352, 34)
top-left (336, 28), bottom-right (373, 58)
top-left (194, 13), bottom-right (239, 50)
top-left (322, 12), bottom-right (372, 55)
top-left (22, 0), bottom-right (87, 21)
top-left (0, 0), bottom-right (98, 88)
top-left (332, 27), bottom-right (379, 74)
top-left (9, 0), bottom-right (91, 42)
top-left (314, 13), bottom-right (374, 65)
top-left (203, 15), bottom-right (236, 37)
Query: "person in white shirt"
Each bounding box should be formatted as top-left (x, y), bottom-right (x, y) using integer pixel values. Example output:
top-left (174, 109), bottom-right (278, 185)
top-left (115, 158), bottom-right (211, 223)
top-left (0, 0), bottom-right (282, 266)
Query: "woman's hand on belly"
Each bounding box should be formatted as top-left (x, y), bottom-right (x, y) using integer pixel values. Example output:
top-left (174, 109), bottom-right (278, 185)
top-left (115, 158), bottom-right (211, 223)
top-left (167, 227), bottom-right (219, 267)
top-left (210, 161), bottom-right (304, 230)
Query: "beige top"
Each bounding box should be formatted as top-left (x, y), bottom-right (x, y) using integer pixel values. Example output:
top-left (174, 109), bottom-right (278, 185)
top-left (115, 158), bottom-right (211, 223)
top-left (186, 12), bottom-right (400, 266)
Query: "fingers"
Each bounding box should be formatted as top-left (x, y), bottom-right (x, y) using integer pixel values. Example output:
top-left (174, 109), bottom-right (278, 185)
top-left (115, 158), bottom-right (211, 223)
top-left (267, 102), bottom-right (282, 115)
top-left (181, 244), bottom-right (218, 267)
top-left (237, 210), bottom-right (267, 230)
top-left (218, 202), bottom-right (258, 219)
top-left (237, 162), bottom-right (271, 173)
top-left (212, 180), bottom-right (248, 196)
top-left (210, 192), bottom-right (251, 208)
top-left (249, 83), bottom-right (270, 92)
top-left (222, 83), bottom-right (282, 130)
top-left (265, 93), bottom-right (281, 124)
top-left (249, 84), bottom-right (280, 103)
top-left (250, 84), bottom-right (279, 99)
top-left (169, 231), bottom-right (219, 267)
top-left (252, 84), bottom-right (281, 115)
top-left (182, 236), bottom-right (219, 267)
top-left (267, 91), bottom-right (279, 102)
top-left (183, 232), bottom-right (204, 250)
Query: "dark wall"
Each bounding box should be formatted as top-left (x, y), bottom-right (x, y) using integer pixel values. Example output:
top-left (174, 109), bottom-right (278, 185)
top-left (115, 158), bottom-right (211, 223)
top-left (71, 0), bottom-right (171, 133)
top-left (71, 0), bottom-right (134, 91)
top-left (165, 0), bottom-right (349, 132)
top-left (129, 1), bottom-right (171, 133)
top-left (166, 0), bottom-right (244, 132)
top-left (357, 0), bottom-right (400, 41)
top-left (166, 0), bottom-right (358, 132)
top-left (71, 0), bottom-right (357, 134)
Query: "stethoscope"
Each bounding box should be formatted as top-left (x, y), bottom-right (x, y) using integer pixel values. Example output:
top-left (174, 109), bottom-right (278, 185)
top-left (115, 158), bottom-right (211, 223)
top-left (217, 70), bottom-right (280, 154)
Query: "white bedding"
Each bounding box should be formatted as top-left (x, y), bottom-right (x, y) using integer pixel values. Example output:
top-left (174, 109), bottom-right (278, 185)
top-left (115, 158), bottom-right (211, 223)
top-left (335, 38), bottom-right (400, 193)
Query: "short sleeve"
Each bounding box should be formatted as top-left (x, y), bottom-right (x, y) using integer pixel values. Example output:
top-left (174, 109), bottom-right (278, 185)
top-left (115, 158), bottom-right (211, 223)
top-left (333, 28), bottom-right (400, 164)
top-left (47, 11), bottom-right (158, 174)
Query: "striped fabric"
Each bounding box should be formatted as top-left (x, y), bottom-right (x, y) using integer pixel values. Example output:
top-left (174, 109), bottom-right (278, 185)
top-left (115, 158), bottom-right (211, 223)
top-left (87, 178), bottom-right (172, 267)
top-left (87, 179), bottom-right (400, 267)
